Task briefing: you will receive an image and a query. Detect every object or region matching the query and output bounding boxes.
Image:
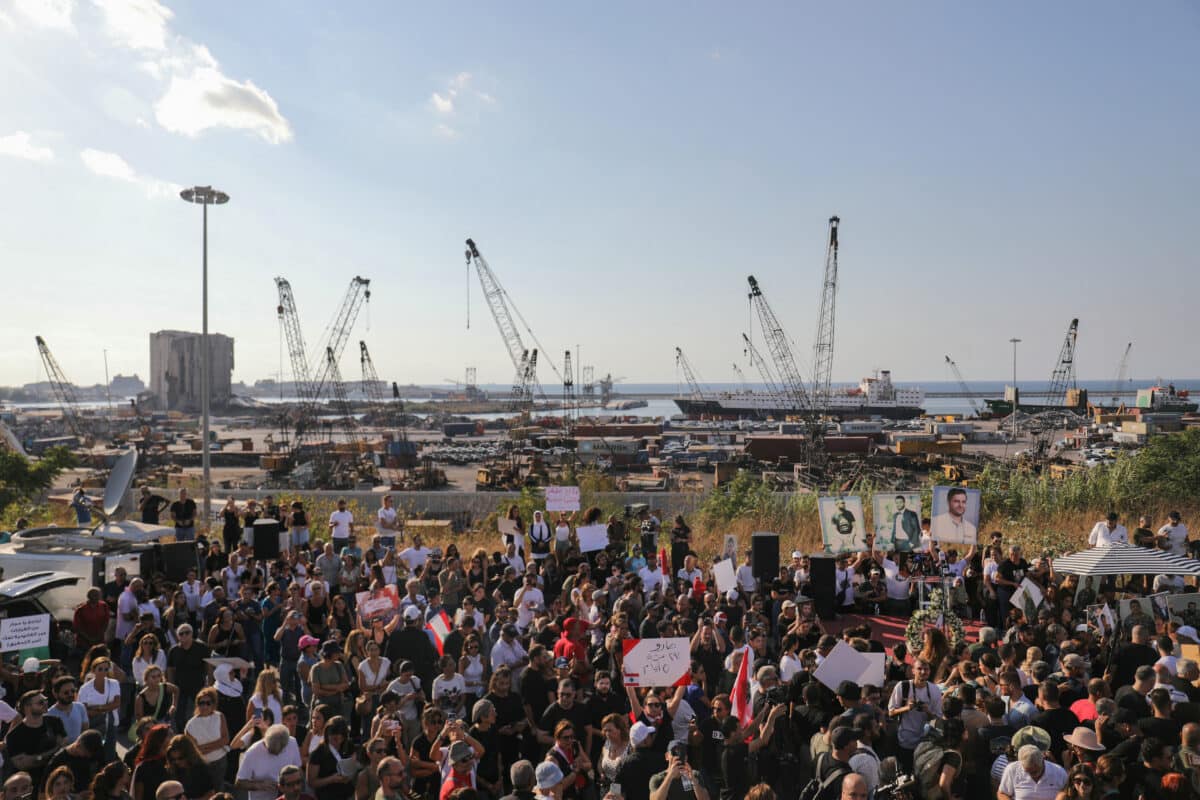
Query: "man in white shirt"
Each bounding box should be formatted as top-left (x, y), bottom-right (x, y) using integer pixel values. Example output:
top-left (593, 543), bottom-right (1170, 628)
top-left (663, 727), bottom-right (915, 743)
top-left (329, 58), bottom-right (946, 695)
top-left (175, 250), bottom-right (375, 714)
top-left (1088, 512), bottom-right (1128, 547)
top-left (376, 495), bottom-right (399, 539)
top-left (1158, 511), bottom-right (1189, 556)
top-left (181, 570), bottom-right (203, 613)
top-left (490, 623), bottom-right (529, 681)
top-left (399, 535), bottom-right (432, 572)
top-left (735, 550), bottom-right (757, 595)
top-left (514, 573), bottom-right (544, 632)
top-left (116, 578), bottom-right (144, 641)
top-left (236, 724), bottom-right (302, 800)
top-left (328, 498), bottom-right (354, 552)
top-left (638, 563), bottom-right (664, 599)
top-left (998, 745), bottom-right (1067, 800)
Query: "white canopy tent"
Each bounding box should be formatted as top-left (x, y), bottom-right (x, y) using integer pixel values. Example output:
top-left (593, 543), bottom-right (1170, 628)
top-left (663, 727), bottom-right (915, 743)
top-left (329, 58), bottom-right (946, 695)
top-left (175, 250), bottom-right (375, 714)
top-left (1052, 542), bottom-right (1200, 577)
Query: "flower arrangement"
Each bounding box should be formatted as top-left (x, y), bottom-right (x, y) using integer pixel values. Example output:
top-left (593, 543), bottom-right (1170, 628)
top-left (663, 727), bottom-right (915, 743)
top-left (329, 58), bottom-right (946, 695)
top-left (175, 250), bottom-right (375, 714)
top-left (905, 588), bottom-right (966, 654)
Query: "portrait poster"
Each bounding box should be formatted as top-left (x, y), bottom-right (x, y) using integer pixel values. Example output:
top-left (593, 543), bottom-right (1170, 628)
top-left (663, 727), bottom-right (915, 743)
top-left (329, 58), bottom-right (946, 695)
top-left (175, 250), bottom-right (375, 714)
top-left (818, 496), bottom-right (866, 553)
top-left (1118, 596), bottom-right (1157, 634)
top-left (721, 534), bottom-right (739, 563)
top-left (1168, 593), bottom-right (1200, 627)
top-left (873, 493), bottom-right (923, 552)
top-left (1087, 604), bottom-right (1116, 638)
top-left (929, 486), bottom-right (981, 545)
top-left (1074, 575), bottom-right (1103, 608)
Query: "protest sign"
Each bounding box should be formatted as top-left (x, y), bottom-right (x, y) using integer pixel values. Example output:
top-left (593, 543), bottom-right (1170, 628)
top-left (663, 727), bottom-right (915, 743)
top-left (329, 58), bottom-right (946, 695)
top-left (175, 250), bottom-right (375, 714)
top-left (545, 486), bottom-right (581, 512)
top-left (622, 637), bottom-right (691, 687)
top-left (1011, 578), bottom-right (1044, 618)
top-left (813, 641), bottom-right (883, 691)
top-left (713, 559), bottom-right (737, 593)
top-left (577, 524), bottom-right (608, 553)
top-left (0, 614), bottom-right (49, 652)
top-left (498, 518), bottom-right (519, 537)
top-left (356, 585), bottom-right (400, 621)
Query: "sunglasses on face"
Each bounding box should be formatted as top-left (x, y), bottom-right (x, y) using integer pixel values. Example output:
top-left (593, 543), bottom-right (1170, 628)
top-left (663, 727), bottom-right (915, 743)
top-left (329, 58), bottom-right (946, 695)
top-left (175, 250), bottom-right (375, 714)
top-left (197, 700), bottom-right (214, 706)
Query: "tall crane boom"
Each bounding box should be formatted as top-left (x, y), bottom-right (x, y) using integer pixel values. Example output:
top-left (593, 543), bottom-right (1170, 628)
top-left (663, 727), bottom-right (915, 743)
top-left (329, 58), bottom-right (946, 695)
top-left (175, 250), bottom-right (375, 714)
top-left (1111, 342), bottom-right (1132, 406)
top-left (359, 341), bottom-right (386, 404)
top-left (325, 346), bottom-right (360, 447)
top-left (562, 350), bottom-right (575, 427)
top-left (731, 363), bottom-right (751, 392)
top-left (35, 335), bottom-right (86, 438)
top-left (944, 355), bottom-right (983, 417)
top-left (309, 276), bottom-right (371, 402)
top-left (675, 347), bottom-right (707, 400)
top-left (1045, 318), bottom-right (1080, 409)
top-left (741, 333), bottom-right (787, 411)
top-left (811, 216), bottom-right (840, 412)
top-left (275, 278), bottom-right (315, 403)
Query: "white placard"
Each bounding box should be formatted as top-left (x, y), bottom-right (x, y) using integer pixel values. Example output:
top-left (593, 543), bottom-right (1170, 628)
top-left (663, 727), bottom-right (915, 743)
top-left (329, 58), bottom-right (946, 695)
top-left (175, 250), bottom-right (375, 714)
top-left (0, 614), bottom-right (50, 652)
top-left (713, 559), bottom-right (737, 593)
top-left (577, 524), bottom-right (609, 553)
top-left (806, 642), bottom-right (873, 690)
top-left (545, 486), bottom-right (581, 512)
top-left (1011, 577), bottom-right (1044, 612)
top-left (498, 518), bottom-right (519, 536)
top-left (622, 637), bottom-right (692, 687)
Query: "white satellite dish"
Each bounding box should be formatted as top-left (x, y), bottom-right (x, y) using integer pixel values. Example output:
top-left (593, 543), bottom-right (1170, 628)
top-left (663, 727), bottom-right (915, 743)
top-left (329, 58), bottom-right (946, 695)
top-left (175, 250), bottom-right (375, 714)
top-left (103, 448), bottom-right (138, 518)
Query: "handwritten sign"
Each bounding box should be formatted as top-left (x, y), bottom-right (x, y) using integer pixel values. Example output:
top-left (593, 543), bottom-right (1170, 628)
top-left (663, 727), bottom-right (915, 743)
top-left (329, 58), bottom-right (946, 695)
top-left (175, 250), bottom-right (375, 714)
top-left (621, 637), bottom-right (691, 687)
top-left (577, 524), bottom-right (609, 553)
top-left (545, 486), bottom-right (581, 512)
top-left (713, 558), bottom-right (737, 593)
top-left (498, 518), bottom-right (519, 537)
top-left (356, 585), bottom-right (401, 621)
top-left (0, 614), bottom-right (50, 653)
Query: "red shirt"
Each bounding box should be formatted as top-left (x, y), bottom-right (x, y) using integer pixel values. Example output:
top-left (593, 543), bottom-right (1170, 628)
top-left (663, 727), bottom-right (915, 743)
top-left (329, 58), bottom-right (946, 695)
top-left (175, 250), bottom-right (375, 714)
top-left (439, 770), bottom-right (475, 800)
top-left (1070, 698), bottom-right (1097, 722)
top-left (73, 601), bottom-right (110, 644)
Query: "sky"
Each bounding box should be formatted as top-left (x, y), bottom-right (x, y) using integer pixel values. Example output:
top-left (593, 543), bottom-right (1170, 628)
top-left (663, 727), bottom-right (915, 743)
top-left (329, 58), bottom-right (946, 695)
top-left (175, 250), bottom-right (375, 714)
top-left (1, 1), bottom-right (1198, 392)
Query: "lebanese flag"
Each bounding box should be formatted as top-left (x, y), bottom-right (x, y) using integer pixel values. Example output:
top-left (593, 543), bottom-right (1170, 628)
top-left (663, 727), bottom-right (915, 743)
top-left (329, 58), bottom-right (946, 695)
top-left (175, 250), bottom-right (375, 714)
top-left (729, 644), bottom-right (753, 728)
top-left (425, 610), bottom-right (452, 656)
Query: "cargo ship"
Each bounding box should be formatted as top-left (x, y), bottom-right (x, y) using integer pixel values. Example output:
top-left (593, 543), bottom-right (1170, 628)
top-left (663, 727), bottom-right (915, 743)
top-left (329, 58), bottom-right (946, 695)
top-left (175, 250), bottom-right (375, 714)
top-left (673, 370), bottom-right (924, 420)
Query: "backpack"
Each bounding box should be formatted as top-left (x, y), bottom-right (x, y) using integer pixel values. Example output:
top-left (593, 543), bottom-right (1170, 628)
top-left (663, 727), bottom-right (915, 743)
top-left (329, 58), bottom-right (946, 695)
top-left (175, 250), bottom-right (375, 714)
top-left (798, 752), bottom-right (852, 800)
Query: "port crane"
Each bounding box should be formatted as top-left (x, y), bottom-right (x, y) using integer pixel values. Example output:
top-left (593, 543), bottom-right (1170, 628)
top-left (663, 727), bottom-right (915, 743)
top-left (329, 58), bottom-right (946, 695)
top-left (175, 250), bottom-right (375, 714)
top-left (944, 355), bottom-right (984, 418)
top-left (34, 335), bottom-right (88, 439)
top-left (675, 347), bottom-right (708, 401)
top-left (465, 239), bottom-right (562, 412)
top-left (811, 216), bottom-right (840, 415)
top-left (731, 362), bottom-right (752, 393)
top-left (747, 275), bottom-right (824, 466)
top-left (1029, 318), bottom-right (1081, 463)
top-left (361, 341), bottom-right (415, 474)
top-left (741, 333), bottom-right (787, 412)
top-left (325, 346), bottom-right (360, 448)
top-left (1110, 342), bottom-right (1132, 407)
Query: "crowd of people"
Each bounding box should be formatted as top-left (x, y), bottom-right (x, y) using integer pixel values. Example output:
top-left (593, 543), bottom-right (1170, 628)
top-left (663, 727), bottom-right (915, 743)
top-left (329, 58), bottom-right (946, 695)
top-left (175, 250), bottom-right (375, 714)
top-left (1, 497), bottom-right (1198, 800)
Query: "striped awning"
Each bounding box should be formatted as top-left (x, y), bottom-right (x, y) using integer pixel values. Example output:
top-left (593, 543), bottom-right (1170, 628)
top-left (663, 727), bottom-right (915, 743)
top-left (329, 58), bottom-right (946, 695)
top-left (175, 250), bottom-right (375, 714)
top-left (1052, 542), bottom-right (1200, 576)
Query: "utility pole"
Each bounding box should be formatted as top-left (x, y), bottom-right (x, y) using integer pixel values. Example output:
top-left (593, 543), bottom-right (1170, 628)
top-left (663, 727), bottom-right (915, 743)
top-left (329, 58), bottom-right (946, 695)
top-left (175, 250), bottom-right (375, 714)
top-left (1009, 337), bottom-right (1021, 441)
top-left (180, 185), bottom-right (230, 538)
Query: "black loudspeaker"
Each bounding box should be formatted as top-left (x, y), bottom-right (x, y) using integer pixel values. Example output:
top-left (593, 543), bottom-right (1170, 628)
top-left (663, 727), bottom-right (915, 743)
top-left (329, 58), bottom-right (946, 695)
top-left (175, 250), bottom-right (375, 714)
top-left (808, 555), bottom-right (837, 620)
top-left (252, 519), bottom-right (281, 560)
top-left (751, 532), bottom-right (779, 583)
top-left (158, 542), bottom-right (197, 582)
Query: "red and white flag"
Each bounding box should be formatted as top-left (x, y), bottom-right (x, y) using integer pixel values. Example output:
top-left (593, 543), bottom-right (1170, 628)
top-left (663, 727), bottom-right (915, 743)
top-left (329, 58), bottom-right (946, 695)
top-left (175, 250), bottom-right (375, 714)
top-left (729, 644), bottom-right (753, 728)
top-left (425, 609), bottom-right (452, 656)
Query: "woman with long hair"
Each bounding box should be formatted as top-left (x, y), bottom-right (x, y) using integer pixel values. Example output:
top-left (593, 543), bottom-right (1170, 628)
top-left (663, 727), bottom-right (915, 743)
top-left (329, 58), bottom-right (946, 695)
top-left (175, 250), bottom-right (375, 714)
top-left (163, 591), bottom-right (194, 647)
top-left (356, 639), bottom-right (390, 733)
top-left (221, 497), bottom-right (241, 555)
top-left (302, 704), bottom-right (333, 761)
top-left (467, 549), bottom-right (488, 588)
top-left (80, 644), bottom-right (126, 683)
top-left (131, 634), bottom-right (167, 688)
top-left (307, 716), bottom-right (355, 800)
top-left (459, 634), bottom-right (487, 710)
top-left (597, 713), bottom-right (631, 793)
top-left (482, 667), bottom-right (524, 769)
top-left (184, 687), bottom-right (230, 790)
top-left (247, 668), bottom-right (284, 726)
top-left (207, 608), bottom-right (246, 659)
top-left (503, 504), bottom-right (525, 557)
top-left (132, 724), bottom-right (172, 800)
top-left (44, 765), bottom-right (75, 800)
top-left (166, 734), bottom-right (215, 800)
top-left (545, 720), bottom-right (593, 800)
top-left (79, 656), bottom-right (123, 761)
top-left (90, 762), bottom-right (132, 800)
top-left (355, 736), bottom-right (389, 800)
top-left (919, 628), bottom-right (951, 682)
top-left (133, 665), bottom-right (178, 726)
top-left (1056, 763), bottom-right (1100, 800)
top-left (913, 717), bottom-right (968, 800)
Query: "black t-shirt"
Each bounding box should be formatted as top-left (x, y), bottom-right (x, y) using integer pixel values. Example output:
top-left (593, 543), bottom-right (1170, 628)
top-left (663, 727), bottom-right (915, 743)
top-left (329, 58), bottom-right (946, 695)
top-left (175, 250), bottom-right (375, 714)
top-left (140, 494), bottom-right (168, 524)
top-left (167, 641), bottom-right (212, 693)
top-left (697, 714), bottom-right (727, 770)
top-left (587, 690), bottom-right (630, 732)
top-left (170, 498), bottom-right (197, 527)
top-left (469, 724), bottom-right (501, 783)
top-left (539, 702), bottom-right (590, 741)
top-left (1032, 708), bottom-right (1080, 759)
top-left (175, 763), bottom-right (215, 798)
top-left (1138, 715), bottom-right (1182, 744)
top-left (997, 559), bottom-right (1030, 586)
top-left (409, 733), bottom-right (437, 797)
top-left (132, 757), bottom-right (169, 800)
top-left (522, 670), bottom-right (555, 722)
top-left (46, 747), bottom-right (97, 791)
top-left (1112, 643), bottom-right (1158, 688)
top-left (310, 745), bottom-right (354, 800)
top-left (6, 716), bottom-right (66, 784)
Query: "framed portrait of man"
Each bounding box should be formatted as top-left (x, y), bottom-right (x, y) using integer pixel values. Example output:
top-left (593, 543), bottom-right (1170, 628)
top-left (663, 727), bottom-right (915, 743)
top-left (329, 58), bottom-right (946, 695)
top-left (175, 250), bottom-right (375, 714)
top-left (873, 493), bottom-right (923, 552)
top-left (930, 486), bottom-right (980, 545)
top-left (819, 496), bottom-right (866, 553)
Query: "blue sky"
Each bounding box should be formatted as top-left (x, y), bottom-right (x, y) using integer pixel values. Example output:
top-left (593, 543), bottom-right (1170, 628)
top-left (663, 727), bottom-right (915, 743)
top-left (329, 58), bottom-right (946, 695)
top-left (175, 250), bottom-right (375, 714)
top-left (1, 1), bottom-right (1197, 391)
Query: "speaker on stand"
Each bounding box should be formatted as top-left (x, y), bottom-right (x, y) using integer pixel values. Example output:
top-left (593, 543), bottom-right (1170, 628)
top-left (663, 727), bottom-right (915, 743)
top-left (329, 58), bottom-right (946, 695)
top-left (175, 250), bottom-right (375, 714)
top-left (751, 532), bottom-right (780, 584)
top-left (252, 518), bottom-right (281, 560)
top-left (808, 554), bottom-right (837, 620)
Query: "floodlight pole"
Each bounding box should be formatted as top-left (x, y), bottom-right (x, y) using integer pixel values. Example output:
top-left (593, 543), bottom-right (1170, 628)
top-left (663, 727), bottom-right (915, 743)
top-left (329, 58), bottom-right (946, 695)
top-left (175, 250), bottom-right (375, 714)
top-left (180, 185), bottom-right (230, 537)
top-left (1009, 337), bottom-right (1021, 441)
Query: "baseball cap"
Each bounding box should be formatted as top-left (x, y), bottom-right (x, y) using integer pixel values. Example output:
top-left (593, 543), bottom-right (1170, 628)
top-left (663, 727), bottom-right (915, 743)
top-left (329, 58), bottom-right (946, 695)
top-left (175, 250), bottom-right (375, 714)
top-left (20, 657), bottom-right (39, 674)
top-left (554, 656), bottom-right (571, 670)
top-left (781, 600), bottom-right (796, 610)
top-left (299, 635), bottom-right (320, 649)
top-left (449, 741), bottom-right (473, 764)
top-left (535, 762), bottom-right (564, 790)
top-left (791, 550), bottom-right (803, 559)
top-left (630, 721), bottom-right (656, 747)
top-left (725, 589), bottom-right (738, 602)
top-left (403, 606), bottom-right (421, 621)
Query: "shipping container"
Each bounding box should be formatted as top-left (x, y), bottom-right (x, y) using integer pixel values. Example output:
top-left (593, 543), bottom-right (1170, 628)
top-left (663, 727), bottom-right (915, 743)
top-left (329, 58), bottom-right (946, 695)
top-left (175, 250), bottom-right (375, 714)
top-left (839, 421), bottom-right (884, 435)
top-left (933, 422), bottom-right (975, 435)
top-left (1112, 431), bottom-right (1147, 444)
top-left (442, 422), bottom-right (478, 437)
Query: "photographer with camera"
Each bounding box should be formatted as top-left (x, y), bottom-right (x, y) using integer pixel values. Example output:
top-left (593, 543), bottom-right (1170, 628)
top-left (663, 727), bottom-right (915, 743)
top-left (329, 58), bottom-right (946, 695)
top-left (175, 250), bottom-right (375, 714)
top-left (887, 658), bottom-right (943, 771)
top-left (649, 739), bottom-right (709, 800)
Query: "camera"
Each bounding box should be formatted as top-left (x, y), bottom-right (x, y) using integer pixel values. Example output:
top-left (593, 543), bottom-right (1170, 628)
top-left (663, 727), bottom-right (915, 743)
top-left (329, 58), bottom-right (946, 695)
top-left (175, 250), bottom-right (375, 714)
top-left (764, 685), bottom-right (789, 706)
top-left (876, 774), bottom-right (916, 800)
top-left (668, 741), bottom-right (688, 759)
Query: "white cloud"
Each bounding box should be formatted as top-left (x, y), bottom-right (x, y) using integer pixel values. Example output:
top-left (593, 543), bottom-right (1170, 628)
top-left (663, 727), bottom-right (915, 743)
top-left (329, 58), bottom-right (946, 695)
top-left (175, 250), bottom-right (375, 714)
top-left (154, 54), bottom-right (293, 144)
top-left (80, 147), bottom-right (180, 198)
top-left (430, 92), bottom-right (454, 114)
top-left (12, 0), bottom-right (74, 31)
top-left (434, 123), bottom-right (459, 139)
top-left (91, 0), bottom-right (172, 51)
top-left (0, 131), bottom-right (55, 161)
top-left (427, 71), bottom-right (496, 138)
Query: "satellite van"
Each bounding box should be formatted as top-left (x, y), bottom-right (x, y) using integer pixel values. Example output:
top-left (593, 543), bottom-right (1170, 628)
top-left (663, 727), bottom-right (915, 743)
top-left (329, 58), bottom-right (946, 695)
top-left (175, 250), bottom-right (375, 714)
top-left (0, 448), bottom-right (186, 621)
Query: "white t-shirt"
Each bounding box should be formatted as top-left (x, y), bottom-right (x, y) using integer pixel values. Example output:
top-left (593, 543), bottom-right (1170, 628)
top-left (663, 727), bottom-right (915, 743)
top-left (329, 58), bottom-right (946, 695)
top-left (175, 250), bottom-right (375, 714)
top-left (780, 653), bottom-right (804, 683)
top-left (399, 546), bottom-right (431, 572)
top-left (377, 507), bottom-right (398, 535)
top-left (998, 758), bottom-right (1066, 800)
top-left (385, 676), bottom-right (423, 721)
top-left (79, 677), bottom-right (122, 726)
top-left (555, 524), bottom-right (571, 543)
top-left (329, 510), bottom-right (354, 540)
top-left (132, 651), bottom-right (167, 686)
top-left (432, 673), bottom-right (467, 720)
top-left (677, 567), bottom-right (703, 586)
top-left (1159, 523), bottom-right (1189, 556)
top-left (514, 587), bottom-right (544, 630)
top-left (735, 565), bottom-right (757, 593)
top-left (639, 566), bottom-right (664, 598)
top-left (1088, 522), bottom-right (1128, 547)
top-left (236, 737), bottom-right (302, 800)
